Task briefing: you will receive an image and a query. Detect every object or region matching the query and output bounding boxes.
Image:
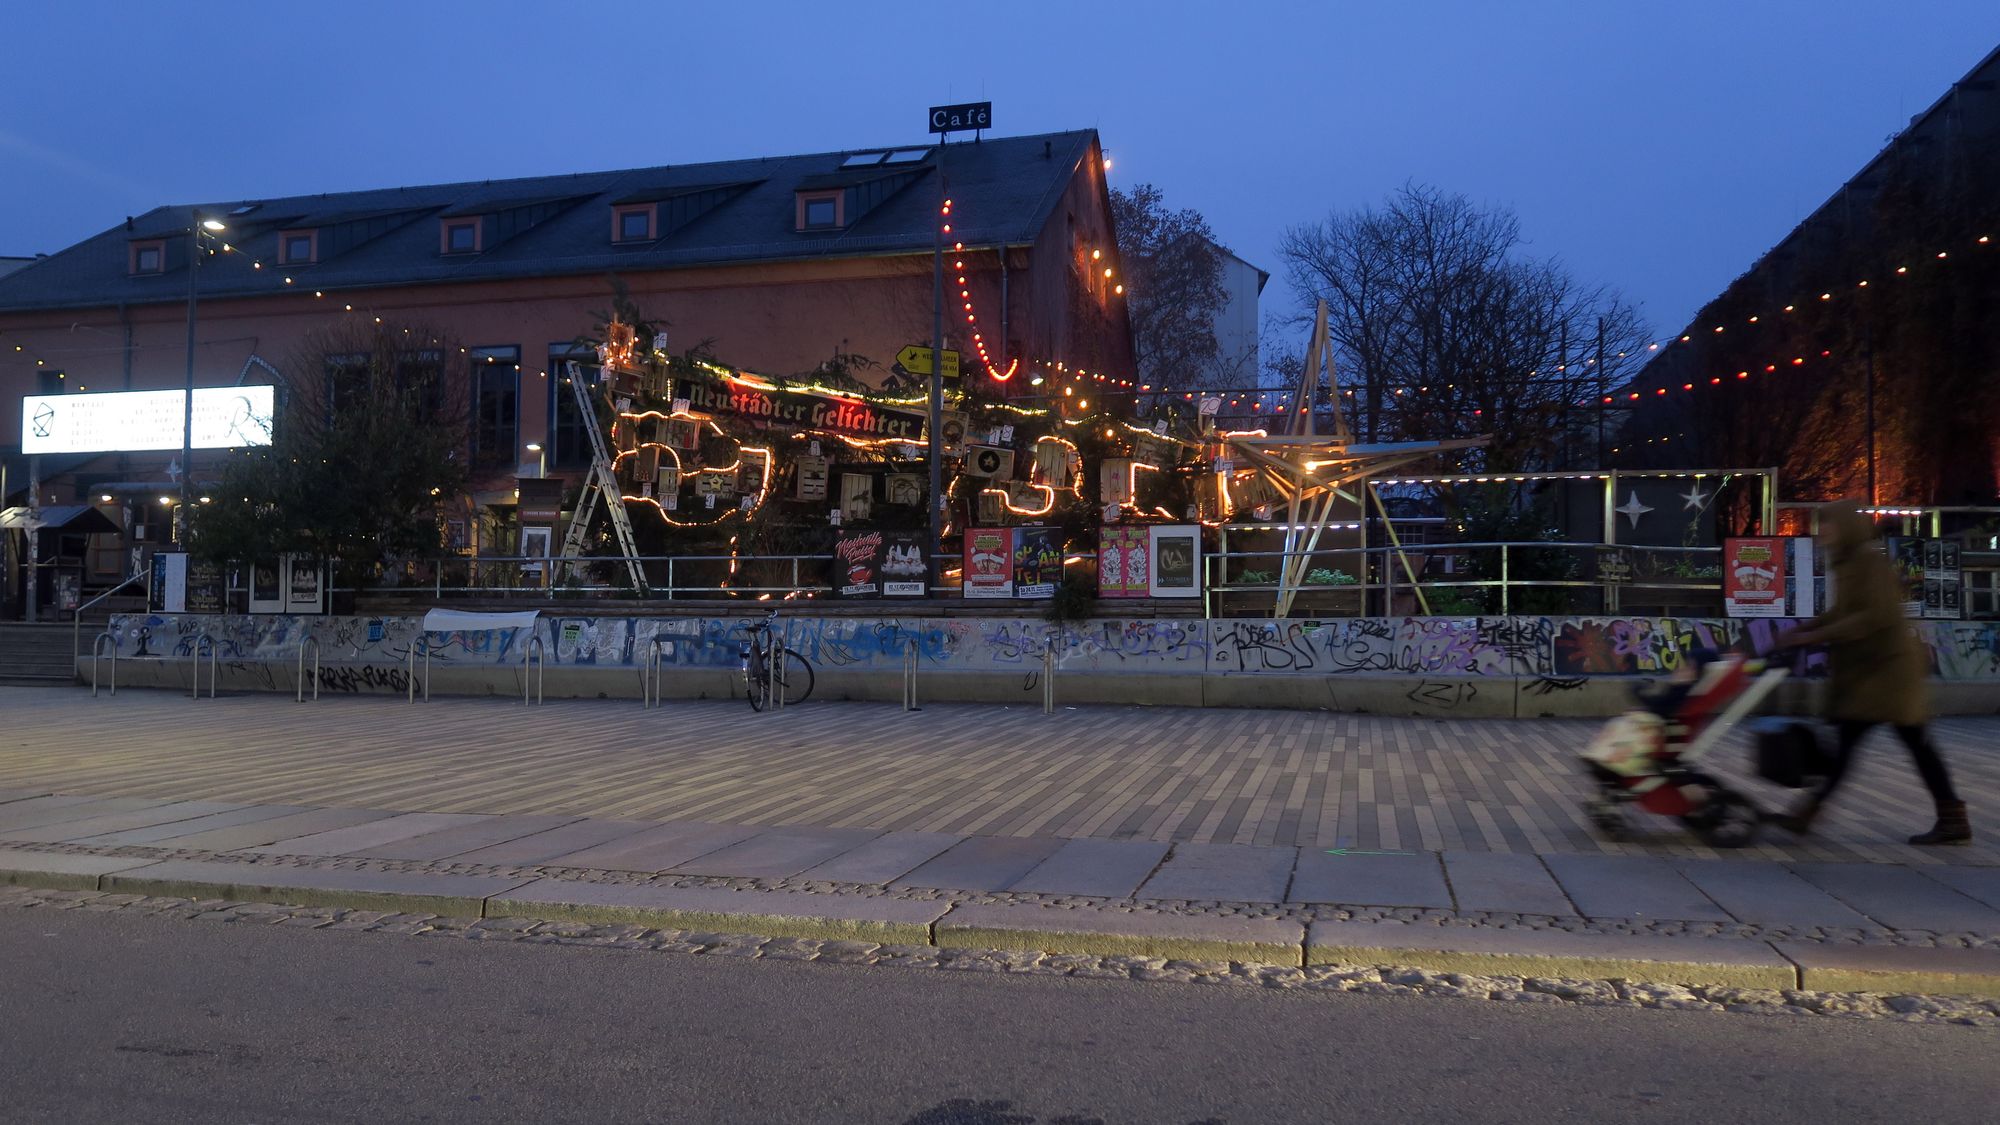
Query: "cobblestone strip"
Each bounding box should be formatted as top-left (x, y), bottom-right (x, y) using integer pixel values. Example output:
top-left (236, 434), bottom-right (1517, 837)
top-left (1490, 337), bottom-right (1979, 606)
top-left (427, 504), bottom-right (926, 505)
top-left (6, 837), bottom-right (1997, 950)
top-left (1, 883), bottom-right (1994, 1029)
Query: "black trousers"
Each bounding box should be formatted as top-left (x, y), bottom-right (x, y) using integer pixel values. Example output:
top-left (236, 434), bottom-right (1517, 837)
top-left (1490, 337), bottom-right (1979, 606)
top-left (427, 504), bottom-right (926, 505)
top-left (1814, 721), bottom-right (1959, 805)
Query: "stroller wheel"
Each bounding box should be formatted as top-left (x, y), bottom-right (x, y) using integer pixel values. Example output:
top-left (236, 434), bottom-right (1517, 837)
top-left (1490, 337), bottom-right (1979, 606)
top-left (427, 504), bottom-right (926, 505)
top-left (1693, 790), bottom-right (1761, 849)
top-left (1584, 798), bottom-right (1631, 841)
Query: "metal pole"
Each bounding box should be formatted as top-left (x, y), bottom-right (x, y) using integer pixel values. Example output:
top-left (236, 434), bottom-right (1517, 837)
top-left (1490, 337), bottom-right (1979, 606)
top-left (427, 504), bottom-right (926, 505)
top-left (1864, 319), bottom-right (1877, 506)
top-left (1594, 317), bottom-right (1606, 468)
top-left (928, 139), bottom-right (946, 592)
top-left (24, 455), bottom-right (38, 623)
top-left (180, 218), bottom-right (200, 545)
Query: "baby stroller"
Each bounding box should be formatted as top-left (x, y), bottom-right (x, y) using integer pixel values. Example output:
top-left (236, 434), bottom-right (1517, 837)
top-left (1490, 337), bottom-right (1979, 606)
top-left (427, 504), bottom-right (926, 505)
top-left (1579, 650), bottom-right (1791, 848)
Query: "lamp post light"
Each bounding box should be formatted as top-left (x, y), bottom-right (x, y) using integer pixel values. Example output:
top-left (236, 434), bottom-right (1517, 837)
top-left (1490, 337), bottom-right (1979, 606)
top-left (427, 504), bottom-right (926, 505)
top-left (525, 442), bottom-right (546, 477)
top-left (178, 214), bottom-right (226, 545)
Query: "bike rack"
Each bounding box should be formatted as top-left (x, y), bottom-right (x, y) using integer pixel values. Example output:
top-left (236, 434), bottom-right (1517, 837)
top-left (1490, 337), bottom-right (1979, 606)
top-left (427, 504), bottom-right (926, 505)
top-left (902, 638), bottom-right (920, 712)
top-left (523, 636), bottom-right (545, 705)
top-left (643, 636), bottom-right (670, 708)
top-left (407, 637), bottom-right (432, 703)
top-left (296, 636), bottom-right (321, 703)
top-left (1042, 639), bottom-right (1058, 714)
top-left (90, 632), bottom-right (116, 698)
top-left (190, 633), bottom-right (217, 700)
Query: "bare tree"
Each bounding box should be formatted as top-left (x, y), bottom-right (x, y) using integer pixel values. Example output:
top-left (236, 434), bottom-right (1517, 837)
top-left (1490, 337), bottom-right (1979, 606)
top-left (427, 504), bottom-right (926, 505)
top-left (1279, 184), bottom-right (1649, 470)
top-left (1111, 184), bottom-right (1228, 391)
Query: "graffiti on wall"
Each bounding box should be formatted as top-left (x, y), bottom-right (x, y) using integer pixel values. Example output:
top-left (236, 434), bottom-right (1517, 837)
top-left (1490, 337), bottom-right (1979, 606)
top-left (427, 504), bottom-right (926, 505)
top-left (100, 612), bottom-right (2000, 689)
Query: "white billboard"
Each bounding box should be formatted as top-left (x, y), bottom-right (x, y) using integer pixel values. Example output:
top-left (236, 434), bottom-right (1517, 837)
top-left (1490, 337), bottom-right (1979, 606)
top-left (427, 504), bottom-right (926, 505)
top-left (20, 386), bottom-right (275, 454)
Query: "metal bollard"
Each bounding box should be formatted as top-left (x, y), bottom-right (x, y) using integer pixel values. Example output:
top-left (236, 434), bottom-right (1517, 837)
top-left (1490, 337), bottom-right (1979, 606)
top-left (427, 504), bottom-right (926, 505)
top-left (1042, 642), bottom-right (1057, 714)
top-left (767, 628), bottom-right (784, 712)
top-left (643, 637), bottom-right (669, 708)
top-left (408, 638), bottom-right (432, 703)
top-left (190, 633), bottom-right (217, 700)
top-left (91, 632), bottom-right (117, 698)
top-left (523, 636), bottom-right (545, 705)
top-left (902, 638), bottom-right (920, 712)
top-left (297, 636), bottom-right (320, 703)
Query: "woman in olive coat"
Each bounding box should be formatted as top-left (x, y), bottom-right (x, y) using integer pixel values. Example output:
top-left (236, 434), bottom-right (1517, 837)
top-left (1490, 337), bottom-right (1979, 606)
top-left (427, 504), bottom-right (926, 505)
top-left (1780, 501), bottom-right (1970, 844)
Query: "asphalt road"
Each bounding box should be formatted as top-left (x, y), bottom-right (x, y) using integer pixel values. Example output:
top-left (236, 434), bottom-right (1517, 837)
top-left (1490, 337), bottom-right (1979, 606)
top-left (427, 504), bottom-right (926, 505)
top-left (0, 909), bottom-right (1993, 1124)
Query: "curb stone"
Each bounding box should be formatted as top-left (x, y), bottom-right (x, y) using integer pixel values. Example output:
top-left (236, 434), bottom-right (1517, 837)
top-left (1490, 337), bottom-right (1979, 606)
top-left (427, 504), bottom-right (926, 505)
top-left (489, 879), bottom-right (947, 945)
top-left (1307, 920), bottom-right (1798, 991)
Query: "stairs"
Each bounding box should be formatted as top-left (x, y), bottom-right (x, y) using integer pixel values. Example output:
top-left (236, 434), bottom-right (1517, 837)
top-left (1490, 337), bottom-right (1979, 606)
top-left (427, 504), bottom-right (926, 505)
top-left (0, 623), bottom-right (80, 687)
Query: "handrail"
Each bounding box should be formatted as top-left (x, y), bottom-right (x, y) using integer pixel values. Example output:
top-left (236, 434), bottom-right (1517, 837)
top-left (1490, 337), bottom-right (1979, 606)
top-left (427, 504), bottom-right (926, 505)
top-left (642, 636), bottom-right (670, 708)
top-left (190, 633), bottom-right (217, 700)
top-left (90, 632), bottom-right (117, 698)
top-left (902, 638), bottom-right (920, 712)
top-left (296, 636), bottom-right (321, 703)
top-left (71, 571), bottom-right (150, 662)
top-left (523, 635), bottom-right (545, 705)
top-left (407, 637), bottom-right (431, 703)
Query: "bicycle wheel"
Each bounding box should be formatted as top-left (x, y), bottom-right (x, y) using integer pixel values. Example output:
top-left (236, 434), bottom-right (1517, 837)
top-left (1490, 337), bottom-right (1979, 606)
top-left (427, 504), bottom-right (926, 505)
top-left (777, 650), bottom-right (815, 706)
top-left (744, 644), bottom-right (771, 712)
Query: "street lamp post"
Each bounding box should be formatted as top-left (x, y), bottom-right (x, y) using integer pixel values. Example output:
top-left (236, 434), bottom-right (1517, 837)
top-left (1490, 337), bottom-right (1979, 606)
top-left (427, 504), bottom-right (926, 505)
top-left (178, 214), bottom-right (226, 545)
top-left (525, 443), bottom-right (546, 478)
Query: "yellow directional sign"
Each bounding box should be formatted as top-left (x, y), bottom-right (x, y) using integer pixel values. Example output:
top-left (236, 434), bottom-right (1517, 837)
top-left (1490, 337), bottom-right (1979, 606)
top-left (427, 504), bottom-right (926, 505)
top-left (896, 345), bottom-right (960, 380)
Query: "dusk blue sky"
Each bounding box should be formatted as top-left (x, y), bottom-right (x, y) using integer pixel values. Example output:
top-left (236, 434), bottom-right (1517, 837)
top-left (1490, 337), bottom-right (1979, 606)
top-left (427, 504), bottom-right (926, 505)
top-left (4, 1), bottom-right (1997, 351)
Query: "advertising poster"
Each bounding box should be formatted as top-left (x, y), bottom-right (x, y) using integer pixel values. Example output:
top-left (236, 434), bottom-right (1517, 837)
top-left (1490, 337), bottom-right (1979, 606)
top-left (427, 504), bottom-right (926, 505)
top-left (962, 528), bottom-right (1014, 599)
top-left (833, 529), bottom-right (884, 598)
top-left (880, 529), bottom-right (927, 597)
top-left (1098, 525), bottom-right (1150, 598)
top-left (1012, 526), bottom-right (1061, 599)
top-left (249, 559), bottom-right (284, 613)
top-left (185, 560), bottom-right (226, 614)
top-left (283, 556), bottom-right (326, 614)
top-left (1148, 525), bottom-right (1202, 598)
top-left (1723, 538), bottom-right (1786, 618)
top-left (147, 551), bottom-right (188, 613)
top-left (1923, 538), bottom-right (1964, 620)
top-left (1886, 538), bottom-right (1927, 617)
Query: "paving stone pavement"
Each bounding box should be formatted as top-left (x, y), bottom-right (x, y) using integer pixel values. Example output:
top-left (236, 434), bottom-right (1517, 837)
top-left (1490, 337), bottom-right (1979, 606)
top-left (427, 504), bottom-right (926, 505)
top-left (2, 686), bottom-right (1993, 864)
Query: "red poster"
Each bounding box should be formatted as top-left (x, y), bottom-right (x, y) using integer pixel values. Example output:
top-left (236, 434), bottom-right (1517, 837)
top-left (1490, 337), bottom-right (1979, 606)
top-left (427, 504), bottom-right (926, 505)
top-left (1724, 537), bottom-right (1786, 618)
top-left (1098, 525), bottom-right (1150, 598)
top-left (962, 528), bottom-right (1015, 599)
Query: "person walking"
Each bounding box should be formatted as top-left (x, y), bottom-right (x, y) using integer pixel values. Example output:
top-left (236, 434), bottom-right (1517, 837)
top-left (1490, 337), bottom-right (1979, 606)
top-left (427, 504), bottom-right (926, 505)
top-left (1778, 500), bottom-right (1971, 845)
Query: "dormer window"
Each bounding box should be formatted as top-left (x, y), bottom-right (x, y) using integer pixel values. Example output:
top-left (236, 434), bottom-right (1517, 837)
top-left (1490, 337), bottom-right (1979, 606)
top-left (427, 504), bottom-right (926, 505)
top-left (613, 204), bottom-right (655, 243)
top-left (441, 218), bottom-right (481, 254)
top-left (129, 240), bottom-right (165, 275)
top-left (797, 190), bottom-right (842, 231)
top-left (279, 229), bottom-right (317, 265)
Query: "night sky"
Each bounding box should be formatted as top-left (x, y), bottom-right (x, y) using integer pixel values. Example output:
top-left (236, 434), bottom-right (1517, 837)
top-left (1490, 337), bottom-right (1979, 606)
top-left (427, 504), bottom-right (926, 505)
top-left (4, 0), bottom-right (1996, 350)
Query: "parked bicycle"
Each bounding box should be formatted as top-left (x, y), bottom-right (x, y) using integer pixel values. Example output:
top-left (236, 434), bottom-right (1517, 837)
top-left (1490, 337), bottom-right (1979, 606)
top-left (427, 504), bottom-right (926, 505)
top-left (741, 610), bottom-right (814, 711)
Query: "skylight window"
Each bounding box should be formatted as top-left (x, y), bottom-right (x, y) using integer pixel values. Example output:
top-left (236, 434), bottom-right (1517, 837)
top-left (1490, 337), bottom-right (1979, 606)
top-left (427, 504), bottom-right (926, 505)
top-left (882, 148), bottom-right (933, 165)
top-left (840, 152), bottom-right (888, 168)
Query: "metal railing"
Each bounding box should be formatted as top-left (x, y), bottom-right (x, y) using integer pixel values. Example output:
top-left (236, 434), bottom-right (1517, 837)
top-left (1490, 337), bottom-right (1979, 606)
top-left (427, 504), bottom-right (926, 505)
top-left (70, 572), bottom-right (150, 664)
top-left (1204, 540), bottom-right (1725, 617)
top-left (407, 638), bottom-right (431, 703)
top-left (902, 638), bottom-right (920, 712)
top-left (365, 553), bottom-right (850, 600)
top-left (522, 636), bottom-right (546, 705)
top-left (90, 632), bottom-right (116, 698)
top-left (296, 636), bottom-right (320, 703)
top-left (189, 633), bottom-right (217, 699)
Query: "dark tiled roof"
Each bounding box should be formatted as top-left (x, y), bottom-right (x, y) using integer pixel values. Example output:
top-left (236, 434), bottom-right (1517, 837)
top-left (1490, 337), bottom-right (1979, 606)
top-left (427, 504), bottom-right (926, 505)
top-left (0, 130), bottom-right (1099, 313)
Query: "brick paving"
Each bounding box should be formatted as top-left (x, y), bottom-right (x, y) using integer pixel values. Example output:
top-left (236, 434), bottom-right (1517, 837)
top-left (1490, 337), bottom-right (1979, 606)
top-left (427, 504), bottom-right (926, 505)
top-left (0, 685), bottom-right (1993, 865)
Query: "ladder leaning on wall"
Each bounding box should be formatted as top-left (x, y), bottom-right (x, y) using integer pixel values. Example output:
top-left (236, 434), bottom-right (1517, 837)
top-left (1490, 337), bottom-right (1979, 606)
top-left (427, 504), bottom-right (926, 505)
top-left (555, 359), bottom-right (648, 595)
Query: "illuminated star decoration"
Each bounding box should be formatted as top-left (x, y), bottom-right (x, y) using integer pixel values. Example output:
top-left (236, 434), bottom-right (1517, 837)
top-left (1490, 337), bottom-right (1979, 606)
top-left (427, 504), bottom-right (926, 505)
top-left (1616, 490), bottom-right (1654, 529)
top-left (1681, 484), bottom-right (1711, 511)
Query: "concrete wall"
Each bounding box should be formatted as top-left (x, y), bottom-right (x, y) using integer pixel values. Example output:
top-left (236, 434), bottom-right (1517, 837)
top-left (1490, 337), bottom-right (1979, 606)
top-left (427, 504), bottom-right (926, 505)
top-left (80, 612), bottom-right (2000, 717)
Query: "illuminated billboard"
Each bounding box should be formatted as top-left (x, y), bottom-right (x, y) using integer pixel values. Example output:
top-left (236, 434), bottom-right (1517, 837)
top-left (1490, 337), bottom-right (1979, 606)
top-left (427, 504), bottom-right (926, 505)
top-left (20, 386), bottom-right (275, 454)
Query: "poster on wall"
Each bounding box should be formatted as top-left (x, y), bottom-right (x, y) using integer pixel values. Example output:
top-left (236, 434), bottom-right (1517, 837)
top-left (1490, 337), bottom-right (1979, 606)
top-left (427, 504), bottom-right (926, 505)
top-left (1723, 538), bottom-right (1787, 618)
top-left (1149, 525), bottom-right (1202, 598)
top-left (833, 530), bottom-right (884, 597)
top-left (1886, 538), bottom-right (1927, 617)
top-left (1922, 538), bottom-right (1964, 620)
top-left (185, 561), bottom-right (226, 614)
top-left (520, 527), bottom-right (553, 586)
top-left (282, 556), bottom-right (326, 614)
top-left (880, 529), bottom-right (927, 597)
top-left (147, 551), bottom-right (188, 613)
top-left (1012, 526), bottom-right (1061, 598)
top-left (962, 528), bottom-right (1014, 599)
top-left (1098, 525), bottom-right (1150, 598)
top-left (249, 558), bottom-right (284, 614)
